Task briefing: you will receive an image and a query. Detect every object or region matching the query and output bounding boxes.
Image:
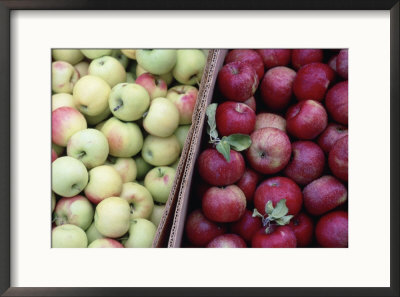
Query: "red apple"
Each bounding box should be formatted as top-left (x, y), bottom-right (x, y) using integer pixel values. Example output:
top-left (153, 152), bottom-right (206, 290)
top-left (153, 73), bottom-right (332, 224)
top-left (317, 123), bottom-right (348, 153)
top-left (215, 101), bottom-right (256, 136)
top-left (328, 136), bottom-right (348, 181)
top-left (328, 55), bottom-right (338, 72)
top-left (51, 149), bottom-right (58, 162)
top-left (315, 210), bottom-right (348, 247)
top-left (52, 106), bottom-right (87, 147)
top-left (293, 62), bottom-right (335, 101)
top-left (254, 113), bottom-right (286, 132)
top-left (235, 167), bottom-right (261, 202)
top-left (206, 234), bottom-right (247, 248)
top-left (336, 49), bottom-right (348, 79)
top-left (217, 61), bottom-right (259, 102)
top-left (286, 100), bottom-right (328, 140)
top-left (254, 176), bottom-right (303, 216)
top-left (303, 175), bottom-right (347, 216)
top-left (202, 185), bottom-right (246, 223)
top-left (260, 66), bottom-right (296, 111)
top-left (251, 225), bottom-right (297, 248)
top-left (288, 212), bottom-right (314, 247)
top-left (246, 127), bottom-right (291, 174)
top-left (230, 209), bottom-right (262, 243)
top-left (291, 49), bottom-right (323, 70)
top-left (224, 49), bottom-right (264, 81)
top-left (325, 81), bottom-right (348, 125)
top-left (256, 49), bottom-right (291, 69)
top-left (284, 141), bottom-right (325, 185)
top-left (185, 209), bottom-right (227, 247)
top-left (243, 96), bottom-right (256, 111)
top-left (197, 148), bottom-right (245, 186)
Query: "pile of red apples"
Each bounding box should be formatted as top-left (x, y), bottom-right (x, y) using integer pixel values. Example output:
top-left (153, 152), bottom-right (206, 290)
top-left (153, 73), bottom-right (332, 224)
top-left (185, 49), bottom-right (348, 248)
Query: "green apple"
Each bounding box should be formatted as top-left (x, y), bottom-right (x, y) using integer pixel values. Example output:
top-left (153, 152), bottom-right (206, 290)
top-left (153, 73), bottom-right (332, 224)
top-left (141, 134), bottom-right (180, 166)
top-left (81, 49), bottom-right (112, 59)
top-left (143, 97), bottom-right (179, 137)
top-left (106, 156), bottom-right (137, 183)
top-left (85, 106), bottom-right (111, 126)
top-left (52, 107), bottom-right (87, 146)
top-left (136, 49), bottom-right (177, 75)
top-left (124, 218), bottom-right (156, 248)
top-left (144, 166), bottom-right (176, 203)
top-left (84, 165), bottom-right (123, 205)
top-left (135, 73), bottom-right (167, 101)
top-left (172, 49), bottom-right (206, 85)
top-left (73, 75), bottom-right (111, 117)
top-left (202, 49), bottom-right (209, 58)
top-left (100, 117), bottom-right (143, 157)
top-left (52, 93), bottom-right (76, 111)
top-left (67, 128), bottom-right (109, 169)
top-left (136, 63), bottom-right (173, 86)
top-left (94, 197), bottom-right (131, 238)
top-left (150, 204), bottom-right (165, 227)
top-left (88, 56), bottom-right (126, 87)
top-left (88, 238), bottom-right (124, 248)
top-left (86, 221), bottom-right (105, 244)
top-left (134, 156), bottom-right (153, 180)
top-left (52, 49), bottom-right (84, 65)
top-left (120, 182), bottom-right (154, 219)
top-left (52, 156), bottom-right (88, 197)
top-left (52, 224), bottom-right (88, 248)
top-left (121, 49), bottom-right (136, 59)
top-left (108, 83), bottom-right (150, 121)
top-left (126, 73), bottom-right (135, 83)
top-left (51, 192), bottom-right (56, 213)
top-left (174, 125), bottom-right (191, 150)
top-left (74, 61), bottom-right (90, 78)
top-left (111, 49), bottom-right (129, 68)
top-left (170, 158), bottom-right (180, 170)
top-left (53, 195), bottom-right (94, 230)
top-left (167, 85), bottom-right (198, 124)
top-left (52, 61), bottom-right (79, 94)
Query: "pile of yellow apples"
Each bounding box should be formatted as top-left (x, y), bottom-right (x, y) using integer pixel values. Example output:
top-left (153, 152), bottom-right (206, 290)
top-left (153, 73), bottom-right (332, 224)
top-left (51, 49), bottom-right (207, 248)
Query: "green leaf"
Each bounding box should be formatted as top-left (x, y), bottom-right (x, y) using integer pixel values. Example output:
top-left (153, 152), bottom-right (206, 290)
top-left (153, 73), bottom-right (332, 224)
top-left (206, 103), bottom-right (218, 139)
top-left (275, 215), bottom-right (293, 226)
top-left (225, 134), bottom-right (252, 151)
top-left (252, 208), bottom-right (263, 218)
top-left (216, 140), bottom-right (231, 162)
top-left (265, 200), bottom-right (274, 215)
top-left (264, 226), bottom-right (271, 234)
top-left (270, 199), bottom-right (289, 219)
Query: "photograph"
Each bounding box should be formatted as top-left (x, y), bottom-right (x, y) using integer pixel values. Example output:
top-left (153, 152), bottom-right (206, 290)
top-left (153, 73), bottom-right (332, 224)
top-left (51, 48), bottom-right (348, 249)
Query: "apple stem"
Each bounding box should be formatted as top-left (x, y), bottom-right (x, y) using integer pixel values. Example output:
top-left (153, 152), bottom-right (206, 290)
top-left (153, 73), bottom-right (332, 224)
top-left (113, 98), bottom-right (124, 112)
top-left (77, 151), bottom-right (86, 159)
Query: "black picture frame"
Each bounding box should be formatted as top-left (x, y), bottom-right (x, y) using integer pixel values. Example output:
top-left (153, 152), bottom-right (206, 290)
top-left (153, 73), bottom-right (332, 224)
top-left (0, 1), bottom-right (398, 296)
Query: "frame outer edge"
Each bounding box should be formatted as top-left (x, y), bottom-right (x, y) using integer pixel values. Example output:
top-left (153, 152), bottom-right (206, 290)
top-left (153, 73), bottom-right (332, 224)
top-left (390, 2), bottom-right (400, 297)
top-left (0, 1), bottom-right (11, 296)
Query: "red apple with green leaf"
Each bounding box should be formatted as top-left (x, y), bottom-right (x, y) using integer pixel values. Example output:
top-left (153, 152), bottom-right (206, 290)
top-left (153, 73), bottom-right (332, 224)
top-left (254, 177), bottom-right (303, 216)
